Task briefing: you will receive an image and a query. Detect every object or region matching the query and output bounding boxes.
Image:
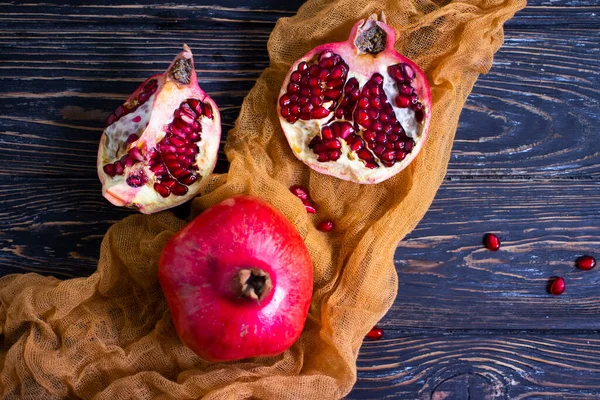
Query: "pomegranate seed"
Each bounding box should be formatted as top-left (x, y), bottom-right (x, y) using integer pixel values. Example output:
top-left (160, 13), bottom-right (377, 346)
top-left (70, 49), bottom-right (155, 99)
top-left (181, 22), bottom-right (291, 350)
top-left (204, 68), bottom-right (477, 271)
top-left (358, 97), bottom-right (369, 109)
top-left (298, 97), bottom-right (308, 107)
top-left (357, 149), bottom-right (372, 160)
top-left (404, 140), bottom-right (415, 152)
top-left (279, 95), bottom-right (291, 107)
top-left (325, 140), bottom-right (341, 150)
top-left (365, 161), bottom-right (378, 169)
top-left (288, 83), bottom-right (300, 93)
top-left (298, 61), bottom-right (308, 72)
top-left (311, 107), bottom-right (329, 119)
top-left (370, 86), bottom-right (382, 96)
top-left (290, 105), bottom-right (300, 116)
top-left (323, 89), bottom-right (342, 100)
top-left (104, 113), bottom-right (117, 127)
top-left (151, 164), bottom-right (167, 176)
top-left (103, 163), bottom-right (116, 177)
top-left (363, 131), bottom-right (376, 142)
top-left (410, 93), bottom-right (419, 104)
top-left (576, 255), bottom-right (596, 270)
top-left (170, 137), bottom-right (186, 148)
top-left (138, 91), bottom-right (151, 104)
top-left (338, 123), bottom-right (353, 139)
top-left (188, 132), bottom-right (201, 142)
top-left (399, 85), bottom-right (413, 95)
top-left (126, 175), bottom-right (143, 187)
top-left (171, 183), bottom-right (188, 196)
top-left (113, 161), bottom-right (124, 175)
top-left (160, 144), bottom-right (177, 153)
top-left (350, 138), bottom-right (364, 152)
top-left (154, 183), bottom-right (170, 198)
top-left (356, 110), bottom-right (369, 126)
top-left (179, 174), bottom-right (198, 185)
top-left (366, 327), bottom-right (384, 340)
top-left (308, 77), bottom-right (319, 87)
top-left (330, 66), bottom-right (344, 79)
top-left (289, 185), bottom-right (309, 201)
top-left (317, 152), bottom-right (329, 162)
top-left (412, 102), bottom-right (423, 111)
top-left (376, 133), bottom-right (387, 143)
top-left (120, 154), bottom-right (134, 167)
top-left (385, 142), bottom-right (394, 150)
top-left (328, 150), bottom-right (341, 161)
top-left (303, 200), bottom-right (316, 214)
top-left (318, 69), bottom-right (330, 80)
top-left (327, 78), bottom-right (344, 88)
top-left (281, 107), bottom-right (290, 117)
top-left (114, 104), bottom-right (127, 118)
top-left (310, 96), bottom-right (322, 106)
top-left (396, 150), bottom-right (407, 161)
top-left (395, 95), bottom-right (411, 108)
top-left (483, 233), bottom-right (501, 251)
top-left (290, 71), bottom-right (302, 83)
top-left (317, 220), bottom-right (334, 232)
top-left (548, 277), bottom-right (566, 296)
top-left (402, 63), bottom-right (416, 80)
top-left (321, 126), bottom-right (333, 140)
top-left (165, 160), bottom-right (181, 170)
top-left (126, 134), bottom-right (139, 144)
top-left (368, 109), bottom-right (379, 120)
top-left (381, 150), bottom-right (396, 162)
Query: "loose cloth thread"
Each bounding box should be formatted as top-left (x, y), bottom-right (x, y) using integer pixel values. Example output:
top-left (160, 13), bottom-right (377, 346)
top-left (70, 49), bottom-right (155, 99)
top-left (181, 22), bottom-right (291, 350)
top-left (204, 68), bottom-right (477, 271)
top-left (0, 0), bottom-right (525, 398)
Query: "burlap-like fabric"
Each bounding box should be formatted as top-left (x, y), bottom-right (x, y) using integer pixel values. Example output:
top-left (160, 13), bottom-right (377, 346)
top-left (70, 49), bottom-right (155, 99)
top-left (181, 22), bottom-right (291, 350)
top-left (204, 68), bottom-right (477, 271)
top-left (0, 0), bottom-right (525, 398)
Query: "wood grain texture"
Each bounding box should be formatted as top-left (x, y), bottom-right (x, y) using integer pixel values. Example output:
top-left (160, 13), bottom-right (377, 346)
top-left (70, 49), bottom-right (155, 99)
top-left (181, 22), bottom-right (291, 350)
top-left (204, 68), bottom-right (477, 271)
top-left (351, 334), bottom-right (600, 399)
top-left (1, 0), bottom-right (599, 398)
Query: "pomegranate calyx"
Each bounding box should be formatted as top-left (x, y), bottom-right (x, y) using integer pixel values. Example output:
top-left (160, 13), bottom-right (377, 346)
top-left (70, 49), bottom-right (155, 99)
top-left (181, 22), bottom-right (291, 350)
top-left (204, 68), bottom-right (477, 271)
top-left (237, 268), bottom-right (273, 303)
top-left (354, 14), bottom-right (388, 55)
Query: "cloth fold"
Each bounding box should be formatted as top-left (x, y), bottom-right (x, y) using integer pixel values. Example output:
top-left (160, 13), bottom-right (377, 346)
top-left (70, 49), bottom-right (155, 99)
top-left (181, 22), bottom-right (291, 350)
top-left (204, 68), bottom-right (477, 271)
top-left (0, 0), bottom-right (525, 398)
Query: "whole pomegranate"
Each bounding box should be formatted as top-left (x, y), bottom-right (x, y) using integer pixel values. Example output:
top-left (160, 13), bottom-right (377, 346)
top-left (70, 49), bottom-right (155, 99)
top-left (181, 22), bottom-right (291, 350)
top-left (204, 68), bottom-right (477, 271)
top-left (97, 45), bottom-right (221, 214)
top-left (278, 14), bottom-right (432, 184)
top-left (158, 195), bottom-right (313, 362)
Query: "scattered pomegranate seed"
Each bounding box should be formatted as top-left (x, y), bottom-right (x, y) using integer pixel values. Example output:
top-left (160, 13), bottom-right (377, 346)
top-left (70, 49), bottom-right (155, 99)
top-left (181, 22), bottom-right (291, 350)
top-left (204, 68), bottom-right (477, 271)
top-left (548, 277), bottom-right (566, 296)
top-left (576, 255), bottom-right (596, 271)
top-left (483, 233), bottom-right (501, 251)
top-left (303, 201), bottom-right (316, 214)
top-left (366, 327), bottom-right (384, 340)
top-left (289, 185), bottom-right (309, 201)
top-left (317, 220), bottom-right (334, 232)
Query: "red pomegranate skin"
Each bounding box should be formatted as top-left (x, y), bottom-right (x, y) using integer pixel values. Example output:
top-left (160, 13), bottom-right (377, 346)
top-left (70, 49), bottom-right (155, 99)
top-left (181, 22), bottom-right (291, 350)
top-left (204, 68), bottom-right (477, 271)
top-left (158, 195), bottom-right (313, 362)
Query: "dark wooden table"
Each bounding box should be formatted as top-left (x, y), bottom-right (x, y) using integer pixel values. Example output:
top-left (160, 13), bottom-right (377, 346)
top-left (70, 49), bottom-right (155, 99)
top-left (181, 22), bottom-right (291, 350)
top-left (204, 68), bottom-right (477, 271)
top-left (1, 1), bottom-right (599, 398)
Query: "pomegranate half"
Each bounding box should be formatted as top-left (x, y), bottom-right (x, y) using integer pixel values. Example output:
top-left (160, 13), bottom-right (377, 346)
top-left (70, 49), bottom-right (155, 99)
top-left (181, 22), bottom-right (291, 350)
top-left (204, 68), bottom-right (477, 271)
top-left (278, 14), bottom-right (432, 184)
top-left (158, 195), bottom-right (313, 362)
top-left (97, 45), bottom-right (221, 214)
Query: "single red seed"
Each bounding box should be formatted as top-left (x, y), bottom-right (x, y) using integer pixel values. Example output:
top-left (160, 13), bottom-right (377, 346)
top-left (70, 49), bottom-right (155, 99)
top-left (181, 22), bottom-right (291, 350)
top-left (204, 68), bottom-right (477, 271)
top-left (131, 115), bottom-right (142, 123)
top-left (366, 327), bottom-right (384, 340)
top-left (311, 106), bottom-right (329, 119)
top-left (171, 183), bottom-right (188, 196)
top-left (126, 175), bottom-right (143, 187)
top-left (137, 91), bottom-right (151, 104)
top-left (280, 95), bottom-right (291, 107)
top-left (114, 104), bottom-right (127, 118)
top-left (317, 220), bottom-right (334, 232)
top-left (154, 183), bottom-right (170, 198)
top-left (290, 185), bottom-right (309, 201)
top-left (179, 173), bottom-right (198, 185)
top-left (303, 200), bottom-right (316, 214)
top-left (290, 71), bottom-right (302, 83)
top-left (483, 233), bottom-right (501, 251)
top-left (103, 163), bottom-right (116, 177)
top-left (395, 95), bottom-right (411, 108)
top-left (151, 164), bottom-right (167, 176)
top-left (405, 140), bottom-right (415, 152)
top-left (328, 150), bottom-right (341, 161)
top-left (126, 133), bottom-right (139, 144)
top-left (576, 255), bottom-right (596, 270)
top-left (325, 140), bottom-right (341, 150)
top-left (548, 277), bottom-right (566, 296)
top-left (104, 113), bottom-right (117, 127)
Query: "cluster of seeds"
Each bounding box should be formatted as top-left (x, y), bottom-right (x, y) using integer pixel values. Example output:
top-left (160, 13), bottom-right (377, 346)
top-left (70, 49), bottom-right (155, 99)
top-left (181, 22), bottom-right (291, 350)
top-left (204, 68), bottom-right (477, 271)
top-left (279, 51), bottom-right (425, 169)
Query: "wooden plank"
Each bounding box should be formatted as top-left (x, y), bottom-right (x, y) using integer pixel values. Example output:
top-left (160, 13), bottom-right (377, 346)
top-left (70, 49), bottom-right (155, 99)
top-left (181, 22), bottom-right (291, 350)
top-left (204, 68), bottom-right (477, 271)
top-left (352, 333), bottom-right (600, 399)
top-left (1, 29), bottom-right (598, 179)
top-left (1, 179), bottom-right (599, 332)
top-left (390, 180), bottom-right (600, 330)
